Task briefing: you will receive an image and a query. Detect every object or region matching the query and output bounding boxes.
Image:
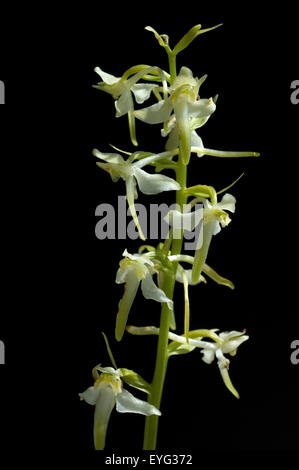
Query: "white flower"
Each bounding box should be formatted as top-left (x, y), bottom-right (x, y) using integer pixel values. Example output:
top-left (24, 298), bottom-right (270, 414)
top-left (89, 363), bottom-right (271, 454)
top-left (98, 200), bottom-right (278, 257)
top-left (199, 330), bottom-right (249, 399)
top-left (191, 193), bottom-right (236, 283)
top-left (168, 328), bottom-right (248, 398)
top-left (127, 326), bottom-right (248, 399)
top-left (134, 67), bottom-right (216, 164)
top-left (115, 250), bottom-right (173, 341)
top-left (161, 193), bottom-right (236, 284)
top-left (94, 66), bottom-right (166, 146)
top-left (93, 149), bottom-right (180, 240)
top-left (79, 366), bottom-right (161, 450)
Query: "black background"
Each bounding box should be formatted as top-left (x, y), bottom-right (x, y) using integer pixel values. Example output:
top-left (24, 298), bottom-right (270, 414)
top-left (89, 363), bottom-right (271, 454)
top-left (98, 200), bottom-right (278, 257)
top-left (0, 2), bottom-right (298, 460)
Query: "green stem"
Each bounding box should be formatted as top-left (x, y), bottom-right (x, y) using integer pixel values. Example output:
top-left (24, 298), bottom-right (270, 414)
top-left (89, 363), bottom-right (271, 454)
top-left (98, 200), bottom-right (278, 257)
top-left (167, 51), bottom-right (177, 85)
top-left (143, 159), bottom-right (187, 450)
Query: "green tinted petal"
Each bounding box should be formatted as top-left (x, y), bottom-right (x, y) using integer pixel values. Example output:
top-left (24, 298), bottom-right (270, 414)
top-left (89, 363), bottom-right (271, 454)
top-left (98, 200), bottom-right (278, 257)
top-left (115, 269), bottom-right (140, 341)
top-left (192, 220), bottom-right (215, 283)
top-left (203, 264), bottom-right (235, 290)
top-left (219, 366), bottom-right (240, 399)
top-left (93, 382), bottom-right (116, 449)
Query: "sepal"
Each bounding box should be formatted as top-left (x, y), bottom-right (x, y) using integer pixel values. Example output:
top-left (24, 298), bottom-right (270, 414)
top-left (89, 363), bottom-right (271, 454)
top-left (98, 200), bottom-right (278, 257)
top-left (120, 368), bottom-right (152, 395)
top-left (172, 24), bottom-right (223, 55)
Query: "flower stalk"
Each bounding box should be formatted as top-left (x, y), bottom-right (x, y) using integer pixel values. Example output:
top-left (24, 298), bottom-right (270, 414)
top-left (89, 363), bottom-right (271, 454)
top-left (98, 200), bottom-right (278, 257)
top-left (81, 23), bottom-right (259, 451)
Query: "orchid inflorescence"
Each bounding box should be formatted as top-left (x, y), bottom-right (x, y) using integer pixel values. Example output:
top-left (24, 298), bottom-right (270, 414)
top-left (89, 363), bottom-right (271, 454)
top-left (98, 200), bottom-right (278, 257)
top-left (80, 23), bottom-right (259, 450)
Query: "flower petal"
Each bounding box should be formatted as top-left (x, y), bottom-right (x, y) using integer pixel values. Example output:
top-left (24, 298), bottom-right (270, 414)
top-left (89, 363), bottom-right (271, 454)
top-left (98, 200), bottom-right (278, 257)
top-left (131, 83), bottom-right (158, 104)
top-left (191, 130), bottom-right (204, 157)
top-left (115, 88), bottom-right (133, 117)
top-left (116, 389), bottom-right (161, 416)
top-left (202, 264), bottom-right (235, 290)
top-left (165, 207), bottom-right (203, 233)
top-left (93, 382), bottom-right (116, 450)
top-left (188, 97), bottom-right (216, 118)
top-left (192, 220), bottom-right (216, 283)
top-left (92, 149), bottom-right (125, 164)
top-left (121, 249), bottom-right (154, 268)
top-left (219, 330), bottom-right (245, 341)
top-left (216, 193), bottom-right (236, 213)
top-left (218, 365), bottom-right (240, 399)
top-left (134, 98), bottom-right (173, 124)
top-left (116, 260), bottom-right (136, 284)
top-left (94, 67), bottom-right (120, 85)
top-left (141, 271), bottom-right (172, 306)
top-left (201, 348), bottom-right (216, 364)
top-left (221, 334), bottom-right (249, 355)
top-left (96, 366), bottom-right (122, 376)
top-left (79, 386), bottom-right (100, 406)
top-left (115, 267), bottom-right (140, 342)
top-left (133, 167), bottom-right (180, 194)
top-left (190, 130), bottom-right (203, 147)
